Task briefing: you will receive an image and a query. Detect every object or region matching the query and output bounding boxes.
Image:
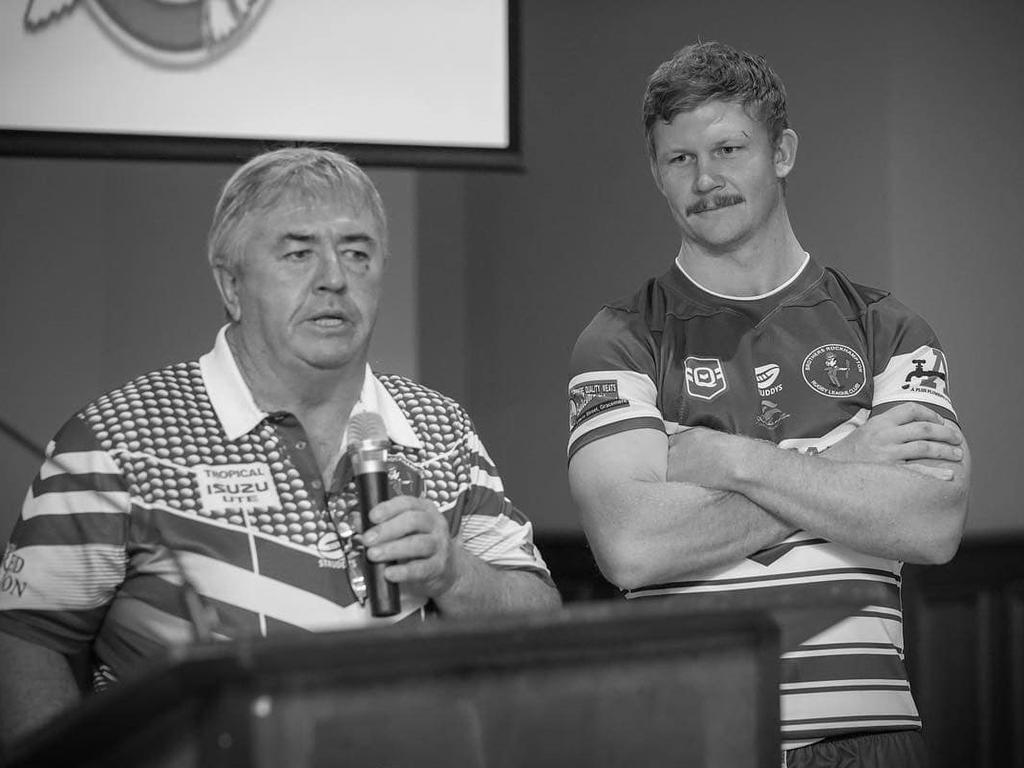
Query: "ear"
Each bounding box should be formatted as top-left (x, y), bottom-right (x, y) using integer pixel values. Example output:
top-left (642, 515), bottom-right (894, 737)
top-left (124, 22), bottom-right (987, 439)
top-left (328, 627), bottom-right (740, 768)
top-left (774, 128), bottom-right (799, 180)
top-left (212, 264), bottom-right (243, 323)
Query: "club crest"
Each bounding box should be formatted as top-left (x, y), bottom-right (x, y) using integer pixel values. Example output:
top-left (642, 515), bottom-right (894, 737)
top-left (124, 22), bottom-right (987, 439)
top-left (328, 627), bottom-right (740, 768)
top-left (802, 343), bottom-right (866, 398)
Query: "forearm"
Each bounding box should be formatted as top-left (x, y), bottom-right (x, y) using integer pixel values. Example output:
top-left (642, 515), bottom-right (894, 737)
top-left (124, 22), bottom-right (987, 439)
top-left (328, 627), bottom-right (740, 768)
top-left (703, 434), bottom-right (970, 563)
top-left (576, 478), bottom-right (795, 590)
top-left (0, 632), bottom-right (81, 750)
top-left (432, 545), bottom-right (562, 617)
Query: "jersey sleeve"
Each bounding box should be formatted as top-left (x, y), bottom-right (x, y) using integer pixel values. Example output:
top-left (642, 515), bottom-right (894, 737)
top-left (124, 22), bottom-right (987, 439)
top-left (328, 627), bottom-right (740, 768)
top-left (449, 420), bottom-right (552, 584)
top-left (868, 295), bottom-right (958, 421)
top-left (0, 415), bottom-right (129, 655)
top-left (567, 307), bottom-right (665, 460)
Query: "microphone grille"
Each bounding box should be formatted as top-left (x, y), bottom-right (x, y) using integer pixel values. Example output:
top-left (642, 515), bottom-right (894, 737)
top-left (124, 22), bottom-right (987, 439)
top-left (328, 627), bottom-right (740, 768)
top-left (348, 411), bottom-right (387, 446)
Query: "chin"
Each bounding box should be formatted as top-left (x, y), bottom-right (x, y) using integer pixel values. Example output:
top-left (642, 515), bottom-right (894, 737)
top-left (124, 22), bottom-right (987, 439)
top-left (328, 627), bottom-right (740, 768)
top-left (696, 223), bottom-right (752, 250)
top-left (296, 342), bottom-right (362, 371)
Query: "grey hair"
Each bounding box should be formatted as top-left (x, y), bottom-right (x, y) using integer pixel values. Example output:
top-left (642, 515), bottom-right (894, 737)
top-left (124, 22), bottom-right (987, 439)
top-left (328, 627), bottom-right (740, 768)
top-left (207, 146), bottom-right (388, 270)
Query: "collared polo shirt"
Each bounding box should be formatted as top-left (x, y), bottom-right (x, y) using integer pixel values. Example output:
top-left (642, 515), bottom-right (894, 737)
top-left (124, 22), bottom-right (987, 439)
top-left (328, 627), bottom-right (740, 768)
top-left (0, 327), bottom-right (550, 682)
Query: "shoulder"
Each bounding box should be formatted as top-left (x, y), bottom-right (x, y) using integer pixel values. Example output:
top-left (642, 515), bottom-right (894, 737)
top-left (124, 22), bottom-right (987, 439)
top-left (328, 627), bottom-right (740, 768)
top-left (572, 272), bottom-right (689, 373)
top-left (376, 373), bottom-right (474, 442)
top-left (603, 270), bottom-right (699, 330)
top-left (820, 266), bottom-right (891, 315)
top-left (822, 266), bottom-right (938, 342)
top-left (73, 360), bottom-right (206, 450)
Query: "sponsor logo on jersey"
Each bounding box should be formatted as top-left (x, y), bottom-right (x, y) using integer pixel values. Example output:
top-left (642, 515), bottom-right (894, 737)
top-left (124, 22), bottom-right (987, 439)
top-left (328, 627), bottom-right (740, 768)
top-left (0, 544), bottom-right (28, 600)
top-left (754, 362), bottom-right (783, 396)
top-left (196, 462), bottom-right (281, 512)
top-left (316, 531), bottom-right (348, 569)
top-left (24, 0), bottom-right (270, 68)
top-left (569, 380), bottom-right (629, 431)
top-left (684, 357), bottom-right (728, 401)
top-left (755, 399), bottom-right (790, 429)
top-left (802, 344), bottom-right (866, 398)
top-left (386, 456), bottom-right (424, 499)
top-left (900, 348), bottom-right (952, 403)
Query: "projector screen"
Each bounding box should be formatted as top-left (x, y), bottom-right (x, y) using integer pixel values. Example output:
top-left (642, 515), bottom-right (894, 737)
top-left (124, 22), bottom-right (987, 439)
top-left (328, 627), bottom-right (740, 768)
top-left (0, 0), bottom-right (518, 169)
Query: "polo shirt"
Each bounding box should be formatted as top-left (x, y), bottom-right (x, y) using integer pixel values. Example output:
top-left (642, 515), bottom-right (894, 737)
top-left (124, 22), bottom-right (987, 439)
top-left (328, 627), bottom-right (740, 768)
top-left (0, 327), bottom-right (550, 682)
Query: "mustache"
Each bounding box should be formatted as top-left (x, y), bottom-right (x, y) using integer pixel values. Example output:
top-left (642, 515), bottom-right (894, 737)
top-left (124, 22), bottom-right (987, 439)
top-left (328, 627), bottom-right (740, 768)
top-left (686, 194), bottom-right (745, 216)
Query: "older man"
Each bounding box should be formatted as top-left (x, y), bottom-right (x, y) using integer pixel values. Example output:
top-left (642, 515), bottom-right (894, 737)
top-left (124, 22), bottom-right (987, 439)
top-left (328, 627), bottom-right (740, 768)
top-left (568, 42), bottom-right (970, 765)
top-left (0, 147), bottom-right (560, 746)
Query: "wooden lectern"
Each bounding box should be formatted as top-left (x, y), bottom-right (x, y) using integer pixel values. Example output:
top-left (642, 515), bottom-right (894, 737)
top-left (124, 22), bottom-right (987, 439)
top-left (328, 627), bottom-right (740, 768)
top-left (5, 600), bottom-right (780, 767)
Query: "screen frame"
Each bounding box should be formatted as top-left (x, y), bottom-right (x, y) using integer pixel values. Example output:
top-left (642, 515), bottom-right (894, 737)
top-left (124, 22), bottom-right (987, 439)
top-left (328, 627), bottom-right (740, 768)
top-left (0, 0), bottom-right (522, 171)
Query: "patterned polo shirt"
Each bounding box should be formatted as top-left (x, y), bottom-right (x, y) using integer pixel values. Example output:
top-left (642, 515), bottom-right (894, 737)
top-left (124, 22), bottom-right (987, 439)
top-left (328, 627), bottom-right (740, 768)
top-left (568, 254), bottom-right (957, 749)
top-left (0, 327), bottom-right (550, 682)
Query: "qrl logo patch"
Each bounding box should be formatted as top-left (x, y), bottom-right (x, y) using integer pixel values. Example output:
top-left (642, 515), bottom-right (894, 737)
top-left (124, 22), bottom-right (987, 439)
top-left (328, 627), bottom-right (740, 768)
top-left (684, 357), bottom-right (728, 401)
top-left (803, 344), bottom-right (866, 398)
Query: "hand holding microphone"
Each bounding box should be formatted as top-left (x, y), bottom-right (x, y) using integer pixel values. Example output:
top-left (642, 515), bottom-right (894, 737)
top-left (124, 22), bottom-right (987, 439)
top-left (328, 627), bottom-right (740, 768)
top-left (347, 412), bottom-right (402, 617)
top-left (347, 412), bottom-right (458, 613)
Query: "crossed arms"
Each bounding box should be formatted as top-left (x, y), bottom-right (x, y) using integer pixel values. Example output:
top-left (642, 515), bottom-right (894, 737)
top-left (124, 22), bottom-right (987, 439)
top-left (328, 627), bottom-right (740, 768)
top-left (569, 402), bottom-right (971, 590)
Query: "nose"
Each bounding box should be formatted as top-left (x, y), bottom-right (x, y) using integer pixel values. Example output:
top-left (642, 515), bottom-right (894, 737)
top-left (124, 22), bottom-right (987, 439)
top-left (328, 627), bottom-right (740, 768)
top-left (315, 251), bottom-right (348, 293)
top-left (693, 160), bottom-right (724, 194)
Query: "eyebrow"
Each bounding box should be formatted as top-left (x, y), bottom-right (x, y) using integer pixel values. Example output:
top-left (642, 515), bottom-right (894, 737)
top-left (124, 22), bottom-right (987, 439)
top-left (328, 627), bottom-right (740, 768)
top-left (278, 232), bottom-right (376, 245)
top-left (714, 130), bottom-right (751, 144)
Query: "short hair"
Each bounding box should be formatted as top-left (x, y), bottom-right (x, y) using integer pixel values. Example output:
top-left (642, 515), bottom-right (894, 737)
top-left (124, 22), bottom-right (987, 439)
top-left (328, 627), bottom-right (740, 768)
top-left (642, 41), bottom-right (790, 160)
top-left (207, 146), bottom-right (388, 270)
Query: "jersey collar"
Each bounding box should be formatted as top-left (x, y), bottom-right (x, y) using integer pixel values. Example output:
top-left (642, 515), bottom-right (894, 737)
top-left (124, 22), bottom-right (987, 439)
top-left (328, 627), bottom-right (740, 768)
top-left (200, 325), bottom-right (422, 449)
top-left (664, 252), bottom-right (825, 317)
top-left (674, 251), bottom-right (811, 301)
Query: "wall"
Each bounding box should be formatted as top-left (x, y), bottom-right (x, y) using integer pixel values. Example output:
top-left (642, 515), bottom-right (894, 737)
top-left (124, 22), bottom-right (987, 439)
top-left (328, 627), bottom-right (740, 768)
top-left (457, 0), bottom-right (1024, 534)
top-left (0, 158), bottom-right (418, 534)
top-left (887, 0), bottom-right (1024, 535)
top-left (2, 0), bottom-right (1022, 540)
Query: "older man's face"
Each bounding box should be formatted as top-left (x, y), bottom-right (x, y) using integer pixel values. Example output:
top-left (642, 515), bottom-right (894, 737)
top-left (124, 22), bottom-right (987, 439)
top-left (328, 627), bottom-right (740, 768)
top-left (230, 189), bottom-right (385, 375)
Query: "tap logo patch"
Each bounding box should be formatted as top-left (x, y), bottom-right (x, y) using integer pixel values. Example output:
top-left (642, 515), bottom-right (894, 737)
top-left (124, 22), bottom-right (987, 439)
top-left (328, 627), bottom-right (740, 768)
top-left (684, 356), bottom-right (728, 401)
top-left (900, 348), bottom-right (951, 403)
top-left (24, 0), bottom-right (270, 67)
top-left (803, 344), bottom-right (866, 399)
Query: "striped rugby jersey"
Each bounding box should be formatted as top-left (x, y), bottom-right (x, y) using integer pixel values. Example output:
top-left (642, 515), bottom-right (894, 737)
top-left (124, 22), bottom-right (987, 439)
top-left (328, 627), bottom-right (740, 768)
top-left (568, 254), bottom-right (956, 749)
top-left (0, 327), bottom-right (550, 683)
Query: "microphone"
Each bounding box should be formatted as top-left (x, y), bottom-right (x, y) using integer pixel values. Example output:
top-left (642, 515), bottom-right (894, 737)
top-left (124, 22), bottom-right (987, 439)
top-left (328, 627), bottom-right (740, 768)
top-left (346, 412), bottom-right (401, 617)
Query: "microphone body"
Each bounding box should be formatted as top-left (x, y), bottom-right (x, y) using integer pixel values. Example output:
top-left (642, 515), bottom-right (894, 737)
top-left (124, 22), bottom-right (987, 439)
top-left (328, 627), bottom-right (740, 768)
top-left (348, 433), bottom-right (401, 617)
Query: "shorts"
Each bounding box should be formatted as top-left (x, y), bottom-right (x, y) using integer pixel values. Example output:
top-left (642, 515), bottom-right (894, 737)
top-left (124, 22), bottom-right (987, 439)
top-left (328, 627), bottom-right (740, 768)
top-left (783, 730), bottom-right (927, 768)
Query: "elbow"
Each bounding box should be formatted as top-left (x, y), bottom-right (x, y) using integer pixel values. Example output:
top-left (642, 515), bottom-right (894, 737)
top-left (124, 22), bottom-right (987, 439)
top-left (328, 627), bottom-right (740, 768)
top-left (588, 536), bottom-right (661, 591)
top-left (911, 535), bottom-right (961, 565)
top-left (905, 499), bottom-right (968, 566)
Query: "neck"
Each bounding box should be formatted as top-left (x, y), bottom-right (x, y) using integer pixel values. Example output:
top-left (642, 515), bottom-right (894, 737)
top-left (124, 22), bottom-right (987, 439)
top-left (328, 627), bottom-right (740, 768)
top-left (226, 325), bottom-right (364, 421)
top-left (676, 210), bottom-right (805, 297)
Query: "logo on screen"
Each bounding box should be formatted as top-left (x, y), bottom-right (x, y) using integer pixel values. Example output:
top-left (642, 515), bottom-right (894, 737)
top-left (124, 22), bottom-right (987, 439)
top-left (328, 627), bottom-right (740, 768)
top-left (24, 0), bottom-right (270, 67)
